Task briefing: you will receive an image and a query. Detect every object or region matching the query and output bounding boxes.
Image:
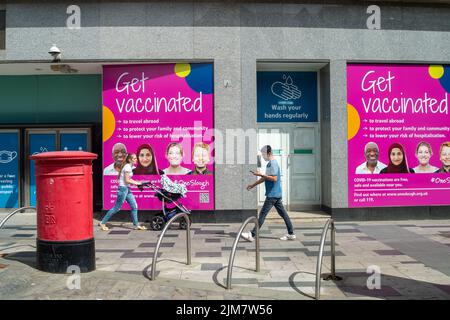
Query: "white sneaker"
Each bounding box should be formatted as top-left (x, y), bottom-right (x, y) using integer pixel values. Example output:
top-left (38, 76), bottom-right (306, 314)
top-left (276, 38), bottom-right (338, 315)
top-left (241, 232), bottom-right (254, 242)
top-left (280, 234), bottom-right (296, 241)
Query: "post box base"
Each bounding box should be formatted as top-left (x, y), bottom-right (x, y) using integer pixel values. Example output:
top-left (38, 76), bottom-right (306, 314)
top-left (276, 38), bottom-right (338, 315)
top-left (36, 238), bottom-right (95, 273)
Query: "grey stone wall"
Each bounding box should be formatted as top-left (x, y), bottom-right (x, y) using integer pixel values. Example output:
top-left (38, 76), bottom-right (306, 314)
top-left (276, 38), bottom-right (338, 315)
top-left (320, 64), bottom-right (331, 209)
top-left (0, 9), bottom-right (5, 50)
top-left (2, 1), bottom-right (450, 210)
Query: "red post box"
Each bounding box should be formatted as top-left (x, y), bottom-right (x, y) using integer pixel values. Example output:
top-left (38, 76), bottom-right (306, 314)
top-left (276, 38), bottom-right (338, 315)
top-left (30, 151), bottom-right (98, 273)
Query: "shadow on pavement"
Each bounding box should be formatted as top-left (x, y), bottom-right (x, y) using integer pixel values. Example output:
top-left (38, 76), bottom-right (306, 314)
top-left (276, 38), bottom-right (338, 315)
top-left (142, 258), bottom-right (188, 280)
top-left (212, 266), bottom-right (228, 289)
top-left (3, 251), bottom-right (37, 269)
top-left (212, 265), bottom-right (257, 290)
top-left (289, 271), bottom-right (316, 299)
top-left (289, 270), bottom-right (450, 299)
top-left (0, 244), bottom-right (36, 252)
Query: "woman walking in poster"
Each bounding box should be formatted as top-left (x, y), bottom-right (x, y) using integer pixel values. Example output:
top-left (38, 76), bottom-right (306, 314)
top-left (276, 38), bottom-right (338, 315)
top-left (99, 153), bottom-right (147, 231)
top-left (380, 143), bottom-right (415, 174)
top-left (413, 142), bottom-right (439, 173)
top-left (133, 143), bottom-right (160, 175)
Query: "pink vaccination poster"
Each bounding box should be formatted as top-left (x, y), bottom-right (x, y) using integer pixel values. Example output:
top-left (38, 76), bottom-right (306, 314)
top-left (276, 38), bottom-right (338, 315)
top-left (102, 63), bottom-right (214, 211)
top-left (347, 64), bottom-right (450, 207)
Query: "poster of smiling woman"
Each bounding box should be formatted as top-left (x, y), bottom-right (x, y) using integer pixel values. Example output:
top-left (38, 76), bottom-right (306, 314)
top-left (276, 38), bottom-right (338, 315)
top-left (102, 63), bottom-right (214, 211)
top-left (347, 64), bottom-right (450, 208)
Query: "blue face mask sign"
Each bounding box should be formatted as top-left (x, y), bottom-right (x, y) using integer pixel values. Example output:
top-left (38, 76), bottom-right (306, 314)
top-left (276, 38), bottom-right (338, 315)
top-left (0, 131), bottom-right (20, 208)
top-left (257, 71), bottom-right (318, 122)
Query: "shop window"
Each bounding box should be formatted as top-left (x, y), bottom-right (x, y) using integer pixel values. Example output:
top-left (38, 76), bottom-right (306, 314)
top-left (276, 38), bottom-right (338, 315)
top-left (0, 130), bottom-right (20, 208)
top-left (25, 128), bottom-right (91, 206)
top-left (0, 10), bottom-right (4, 50)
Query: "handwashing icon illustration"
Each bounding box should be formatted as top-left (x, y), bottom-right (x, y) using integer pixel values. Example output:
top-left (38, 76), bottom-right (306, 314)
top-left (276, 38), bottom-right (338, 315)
top-left (0, 150), bottom-right (17, 164)
top-left (31, 147), bottom-right (49, 156)
top-left (271, 75), bottom-right (302, 101)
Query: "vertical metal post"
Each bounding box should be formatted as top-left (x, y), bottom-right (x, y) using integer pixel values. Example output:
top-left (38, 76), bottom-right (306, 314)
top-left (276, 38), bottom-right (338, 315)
top-left (315, 218), bottom-right (331, 300)
top-left (226, 216), bottom-right (260, 290)
top-left (186, 216), bottom-right (191, 265)
top-left (315, 218), bottom-right (342, 300)
top-left (226, 233), bottom-right (239, 289)
top-left (151, 213), bottom-right (191, 281)
top-left (255, 224), bottom-right (260, 272)
top-left (331, 221), bottom-right (336, 277)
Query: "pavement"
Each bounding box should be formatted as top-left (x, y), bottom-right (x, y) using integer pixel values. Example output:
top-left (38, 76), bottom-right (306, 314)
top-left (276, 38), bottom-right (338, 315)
top-left (1, 210), bottom-right (450, 300)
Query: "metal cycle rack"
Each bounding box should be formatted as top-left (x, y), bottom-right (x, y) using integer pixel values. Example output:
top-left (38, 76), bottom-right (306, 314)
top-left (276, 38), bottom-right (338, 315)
top-left (150, 212), bottom-right (191, 281)
top-left (315, 218), bottom-right (342, 300)
top-left (0, 206), bottom-right (36, 230)
top-left (226, 216), bottom-right (260, 290)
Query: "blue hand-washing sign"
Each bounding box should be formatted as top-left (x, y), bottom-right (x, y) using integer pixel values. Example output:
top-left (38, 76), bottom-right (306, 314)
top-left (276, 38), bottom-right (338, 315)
top-left (257, 71), bottom-right (318, 122)
top-left (0, 131), bottom-right (20, 208)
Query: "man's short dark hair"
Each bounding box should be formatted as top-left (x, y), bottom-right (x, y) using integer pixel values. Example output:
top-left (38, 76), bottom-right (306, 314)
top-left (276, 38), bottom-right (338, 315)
top-left (261, 145), bottom-right (272, 154)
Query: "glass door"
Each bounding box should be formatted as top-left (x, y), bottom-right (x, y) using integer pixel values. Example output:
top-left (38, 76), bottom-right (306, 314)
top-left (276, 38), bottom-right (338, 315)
top-left (289, 125), bottom-right (321, 210)
top-left (256, 127), bottom-right (290, 207)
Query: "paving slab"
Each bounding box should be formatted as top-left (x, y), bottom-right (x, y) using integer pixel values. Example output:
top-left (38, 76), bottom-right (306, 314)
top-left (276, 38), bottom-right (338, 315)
top-left (2, 218), bottom-right (450, 300)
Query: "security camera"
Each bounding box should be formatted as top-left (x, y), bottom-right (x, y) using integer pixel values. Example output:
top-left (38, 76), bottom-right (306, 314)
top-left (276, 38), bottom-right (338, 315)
top-left (49, 44), bottom-right (61, 62)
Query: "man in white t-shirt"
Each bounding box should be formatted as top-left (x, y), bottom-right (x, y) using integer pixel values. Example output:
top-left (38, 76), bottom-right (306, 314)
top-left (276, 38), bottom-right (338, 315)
top-left (104, 143), bottom-right (127, 175)
top-left (355, 142), bottom-right (387, 174)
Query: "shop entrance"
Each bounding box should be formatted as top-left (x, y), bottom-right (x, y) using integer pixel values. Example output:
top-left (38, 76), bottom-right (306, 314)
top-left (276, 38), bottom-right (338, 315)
top-left (257, 124), bottom-right (321, 211)
top-left (0, 64), bottom-right (102, 210)
top-left (256, 61), bottom-right (324, 211)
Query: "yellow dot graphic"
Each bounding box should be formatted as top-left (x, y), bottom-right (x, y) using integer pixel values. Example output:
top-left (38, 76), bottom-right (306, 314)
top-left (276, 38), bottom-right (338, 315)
top-left (429, 65), bottom-right (444, 79)
top-left (175, 63), bottom-right (191, 78)
top-left (103, 106), bottom-right (116, 142)
top-left (347, 103), bottom-right (361, 141)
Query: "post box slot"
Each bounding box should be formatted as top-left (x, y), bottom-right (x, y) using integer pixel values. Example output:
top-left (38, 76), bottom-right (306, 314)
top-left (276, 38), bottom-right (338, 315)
top-left (37, 165), bottom-right (85, 176)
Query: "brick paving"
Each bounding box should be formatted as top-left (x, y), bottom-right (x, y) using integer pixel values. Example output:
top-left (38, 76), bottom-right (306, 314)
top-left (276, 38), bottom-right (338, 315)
top-left (1, 212), bottom-right (450, 300)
